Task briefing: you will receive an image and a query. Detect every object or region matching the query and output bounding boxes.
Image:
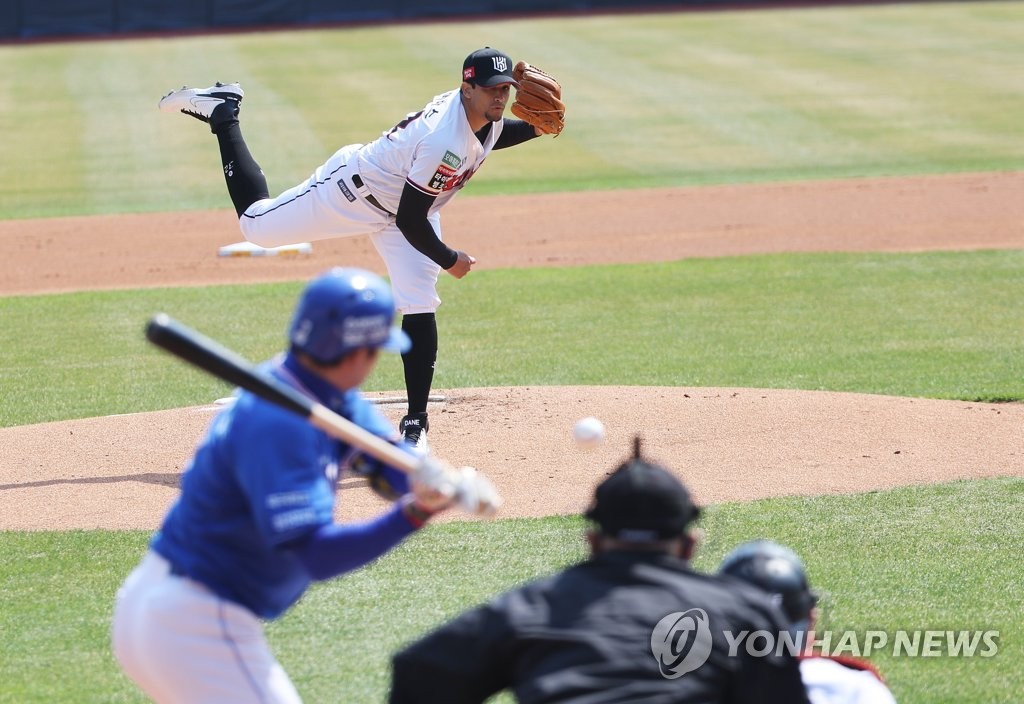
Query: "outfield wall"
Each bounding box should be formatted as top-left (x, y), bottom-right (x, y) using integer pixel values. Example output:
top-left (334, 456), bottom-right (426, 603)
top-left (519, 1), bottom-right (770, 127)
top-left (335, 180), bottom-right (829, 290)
top-left (1, 1), bottom-right (774, 40)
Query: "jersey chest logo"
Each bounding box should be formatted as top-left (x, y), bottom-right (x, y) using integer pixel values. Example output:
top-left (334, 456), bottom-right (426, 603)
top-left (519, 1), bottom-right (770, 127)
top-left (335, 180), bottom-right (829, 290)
top-left (427, 150), bottom-right (485, 193)
top-left (442, 150), bottom-right (462, 169)
top-left (444, 163), bottom-right (481, 192)
top-left (429, 165), bottom-right (457, 191)
top-left (429, 151), bottom-right (465, 191)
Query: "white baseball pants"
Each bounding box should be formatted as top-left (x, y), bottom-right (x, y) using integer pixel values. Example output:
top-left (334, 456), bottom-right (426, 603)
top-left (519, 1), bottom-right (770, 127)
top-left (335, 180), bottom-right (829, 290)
top-left (111, 551), bottom-right (302, 704)
top-left (240, 144), bottom-right (442, 315)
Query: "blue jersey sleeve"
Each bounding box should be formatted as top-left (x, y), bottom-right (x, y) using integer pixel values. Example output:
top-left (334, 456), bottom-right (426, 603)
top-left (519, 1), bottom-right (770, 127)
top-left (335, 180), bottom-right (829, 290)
top-left (290, 502), bottom-right (419, 581)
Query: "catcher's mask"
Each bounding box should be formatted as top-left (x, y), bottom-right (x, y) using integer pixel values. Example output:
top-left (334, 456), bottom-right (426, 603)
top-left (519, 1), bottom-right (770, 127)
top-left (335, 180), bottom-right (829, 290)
top-left (288, 267), bottom-right (409, 365)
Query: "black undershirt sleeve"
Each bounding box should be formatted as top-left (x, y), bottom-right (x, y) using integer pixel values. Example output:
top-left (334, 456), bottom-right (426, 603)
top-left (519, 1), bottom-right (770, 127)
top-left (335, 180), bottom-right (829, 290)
top-left (493, 118), bottom-right (540, 149)
top-left (394, 183), bottom-right (459, 269)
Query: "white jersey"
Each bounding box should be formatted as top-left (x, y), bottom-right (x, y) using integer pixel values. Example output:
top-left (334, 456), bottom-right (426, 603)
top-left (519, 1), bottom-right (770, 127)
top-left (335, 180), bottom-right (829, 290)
top-left (241, 88), bottom-right (509, 315)
top-left (801, 657), bottom-right (897, 704)
top-left (357, 89), bottom-right (503, 215)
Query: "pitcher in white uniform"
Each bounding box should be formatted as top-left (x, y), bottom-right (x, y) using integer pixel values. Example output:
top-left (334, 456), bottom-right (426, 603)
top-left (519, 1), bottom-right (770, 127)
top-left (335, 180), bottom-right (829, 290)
top-left (158, 48), bottom-right (556, 449)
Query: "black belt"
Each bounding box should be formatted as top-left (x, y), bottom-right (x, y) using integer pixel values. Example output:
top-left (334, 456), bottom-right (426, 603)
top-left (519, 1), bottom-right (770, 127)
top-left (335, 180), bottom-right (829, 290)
top-left (351, 174), bottom-right (393, 215)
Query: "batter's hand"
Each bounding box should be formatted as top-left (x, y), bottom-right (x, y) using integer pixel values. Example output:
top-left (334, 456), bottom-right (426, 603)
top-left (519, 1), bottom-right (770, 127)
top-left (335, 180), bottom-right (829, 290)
top-left (454, 466), bottom-right (502, 518)
top-left (446, 250), bottom-right (476, 279)
top-left (409, 456), bottom-right (459, 514)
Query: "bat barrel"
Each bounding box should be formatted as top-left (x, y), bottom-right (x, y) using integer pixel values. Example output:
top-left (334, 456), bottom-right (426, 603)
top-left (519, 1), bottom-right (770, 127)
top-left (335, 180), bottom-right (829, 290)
top-left (145, 313), bottom-right (313, 418)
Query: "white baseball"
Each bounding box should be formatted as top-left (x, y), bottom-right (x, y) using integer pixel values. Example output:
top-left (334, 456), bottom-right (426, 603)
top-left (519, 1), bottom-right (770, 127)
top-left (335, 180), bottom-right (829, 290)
top-left (573, 416), bottom-right (605, 449)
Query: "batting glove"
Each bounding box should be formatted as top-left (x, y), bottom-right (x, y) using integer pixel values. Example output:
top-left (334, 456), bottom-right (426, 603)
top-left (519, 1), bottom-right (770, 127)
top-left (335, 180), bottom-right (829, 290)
top-left (408, 455), bottom-right (459, 514)
top-left (454, 466), bottom-right (502, 518)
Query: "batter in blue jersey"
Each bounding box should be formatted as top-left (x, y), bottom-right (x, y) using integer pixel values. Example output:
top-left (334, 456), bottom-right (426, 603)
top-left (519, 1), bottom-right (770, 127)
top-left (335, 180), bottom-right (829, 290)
top-left (112, 268), bottom-right (500, 703)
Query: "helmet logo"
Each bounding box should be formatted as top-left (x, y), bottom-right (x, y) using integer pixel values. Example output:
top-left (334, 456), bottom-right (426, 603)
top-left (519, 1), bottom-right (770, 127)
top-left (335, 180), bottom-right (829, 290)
top-left (341, 314), bottom-right (389, 348)
top-left (289, 267), bottom-right (402, 361)
top-left (292, 319), bottom-right (313, 345)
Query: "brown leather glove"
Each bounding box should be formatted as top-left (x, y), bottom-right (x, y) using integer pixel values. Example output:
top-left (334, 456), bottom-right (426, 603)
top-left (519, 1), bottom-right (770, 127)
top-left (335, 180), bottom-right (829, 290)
top-left (511, 61), bottom-right (565, 136)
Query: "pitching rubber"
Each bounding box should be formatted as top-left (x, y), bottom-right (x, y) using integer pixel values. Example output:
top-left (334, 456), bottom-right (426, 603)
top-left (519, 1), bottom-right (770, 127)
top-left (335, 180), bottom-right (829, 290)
top-left (217, 241), bottom-right (313, 257)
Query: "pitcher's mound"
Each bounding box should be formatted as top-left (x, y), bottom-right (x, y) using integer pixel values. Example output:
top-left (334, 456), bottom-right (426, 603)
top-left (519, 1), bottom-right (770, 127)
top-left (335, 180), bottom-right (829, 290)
top-left (1, 386), bottom-right (1020, 530)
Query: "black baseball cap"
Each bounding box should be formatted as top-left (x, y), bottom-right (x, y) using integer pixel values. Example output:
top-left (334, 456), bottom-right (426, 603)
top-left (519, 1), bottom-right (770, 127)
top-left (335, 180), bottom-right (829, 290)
top-left (462, 47), bottom-right (518, 87)
top-left (585, 459), bottom-right (701, 541)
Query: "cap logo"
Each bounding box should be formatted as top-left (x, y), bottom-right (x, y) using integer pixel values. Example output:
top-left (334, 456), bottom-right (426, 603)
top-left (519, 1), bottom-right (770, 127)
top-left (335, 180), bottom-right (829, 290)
top-left (463, 67), bottom-right (475, 80)
top-left (491, 56), bottom-right (508, 72)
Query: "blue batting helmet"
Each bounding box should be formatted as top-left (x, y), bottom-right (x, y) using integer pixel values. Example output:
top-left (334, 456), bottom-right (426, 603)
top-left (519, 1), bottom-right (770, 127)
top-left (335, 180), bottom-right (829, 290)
top-left (288, 268), bottom-right (410, 364)
top-left (718, 540), bottom-right (819, 625)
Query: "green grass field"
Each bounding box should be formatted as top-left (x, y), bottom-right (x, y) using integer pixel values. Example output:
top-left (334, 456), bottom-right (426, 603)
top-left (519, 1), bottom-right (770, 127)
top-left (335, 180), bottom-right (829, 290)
top-left (2, 480), bottom-right (1022, 702)
top-left (1, 2), bottom-right (1023, 702)
top-left (0, 1), bottom-right (1022, 218)
top-left (3, 250), bottom-right (1024, 428)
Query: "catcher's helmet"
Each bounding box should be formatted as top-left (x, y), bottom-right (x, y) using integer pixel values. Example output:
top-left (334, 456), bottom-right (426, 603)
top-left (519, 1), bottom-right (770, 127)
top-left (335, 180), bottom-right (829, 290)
top-left (288, 267), bottom-right (410, 365)
top-left (718, 540), bottom-right (818, 624)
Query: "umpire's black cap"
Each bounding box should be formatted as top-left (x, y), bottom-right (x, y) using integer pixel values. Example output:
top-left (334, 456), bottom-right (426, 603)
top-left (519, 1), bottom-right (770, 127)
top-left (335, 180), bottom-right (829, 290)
top-left (585, 458), bottom-right (701, 541)
top-left (462, 47), bottom-right (518, 87)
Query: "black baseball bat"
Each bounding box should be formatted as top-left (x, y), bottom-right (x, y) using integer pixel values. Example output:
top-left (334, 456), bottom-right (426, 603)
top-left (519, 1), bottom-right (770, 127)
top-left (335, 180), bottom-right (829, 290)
top-left (144, 313), bottom-right (418, 473)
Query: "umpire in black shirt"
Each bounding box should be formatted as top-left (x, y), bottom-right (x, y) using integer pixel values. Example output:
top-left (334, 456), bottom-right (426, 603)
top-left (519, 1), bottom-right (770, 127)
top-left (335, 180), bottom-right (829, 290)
top-left (389, 446), bottom-right (811, 703)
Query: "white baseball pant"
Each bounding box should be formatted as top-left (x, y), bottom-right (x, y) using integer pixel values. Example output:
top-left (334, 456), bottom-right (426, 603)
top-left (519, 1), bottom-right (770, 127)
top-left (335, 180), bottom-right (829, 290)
top-left (111, 551), bottom-right (302, 704)
top-left (240, 143), bottom-right (442, 315)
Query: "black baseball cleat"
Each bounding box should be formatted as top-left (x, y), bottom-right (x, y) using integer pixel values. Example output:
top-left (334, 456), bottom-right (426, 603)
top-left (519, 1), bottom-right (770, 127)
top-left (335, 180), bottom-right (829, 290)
top-left (158, 82), bottom-right (244, 126)
top-left (400, 412), bottom-right (429, 451)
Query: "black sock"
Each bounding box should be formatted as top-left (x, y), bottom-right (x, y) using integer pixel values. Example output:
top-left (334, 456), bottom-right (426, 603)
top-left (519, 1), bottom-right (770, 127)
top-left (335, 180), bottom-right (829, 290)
top-left (211, 104), bottom-right (270, 217)
top-left (401, 313), bottom-right (437, 416)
